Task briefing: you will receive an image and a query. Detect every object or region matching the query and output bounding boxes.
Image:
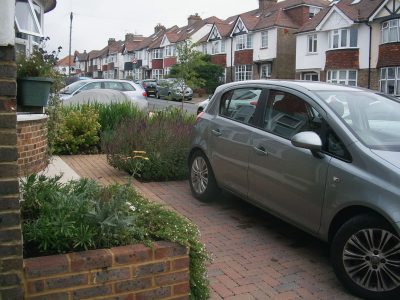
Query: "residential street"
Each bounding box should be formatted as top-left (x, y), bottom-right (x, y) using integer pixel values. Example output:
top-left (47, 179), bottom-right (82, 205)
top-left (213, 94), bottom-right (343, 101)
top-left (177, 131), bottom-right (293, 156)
top-left (147, 96), bottom-right (205, 115)
top-left (62, 155), bottom-right (359, 300)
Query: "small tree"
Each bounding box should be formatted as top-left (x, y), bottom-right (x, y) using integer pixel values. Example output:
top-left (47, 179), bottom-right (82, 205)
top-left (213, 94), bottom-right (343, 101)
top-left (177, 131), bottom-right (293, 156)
top-left (169, 41), bottom-right (205, 109)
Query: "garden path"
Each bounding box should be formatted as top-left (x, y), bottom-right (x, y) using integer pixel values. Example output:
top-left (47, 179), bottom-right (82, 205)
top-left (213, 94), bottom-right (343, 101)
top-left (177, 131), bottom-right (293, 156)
top-left (61, 155), bottom-right (359, 300)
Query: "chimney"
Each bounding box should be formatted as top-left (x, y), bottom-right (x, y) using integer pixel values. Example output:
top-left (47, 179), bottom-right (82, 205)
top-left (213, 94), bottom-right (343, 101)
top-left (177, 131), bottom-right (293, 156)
top-left (188, 13), bottom-right (202, 26)
top-left (154, 23), bottom-right (166, 34)
top-left (108, 38), bottom-right (116, 45)
top-left (125, 33), bottom-right (135, 43)
top-left (258, 0), bottom-right (277, 10)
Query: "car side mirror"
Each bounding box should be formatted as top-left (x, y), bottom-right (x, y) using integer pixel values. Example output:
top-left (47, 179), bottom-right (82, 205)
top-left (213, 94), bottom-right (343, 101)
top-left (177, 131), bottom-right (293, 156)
top-left (291, 131), bottom-right (322, 151)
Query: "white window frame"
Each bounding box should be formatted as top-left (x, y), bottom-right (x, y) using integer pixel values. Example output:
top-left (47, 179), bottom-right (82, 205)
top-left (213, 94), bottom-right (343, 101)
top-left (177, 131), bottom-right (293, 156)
top-left (380, 67), bottom-right (400, 96)
top-left (381, 19), bottom-right (400, 44)
top-left (211, 40), bottom-right (225, 54)
top-left (303, 72), bottom-right (319, 81)
top-left (153, 49), bottom-right (163, 59)
top-left (15, 0), bottom-right (43, 37)
top-left (328, 28), bottom-right (358, 49)
top-left (202, 44), bottom-right (208, 54)
top-left (235, 65), bottom-right (253, 81)
top-left (326, 70), bottom-right (357, 86)
top-left (152, 69), bottom-right (164, 80)
top-left (165, 45), bottom-right (176, 57)
top-left (236, 34), bottom-right (253, 50)
top-left (261, 31), bottom-right (268, 48)
top-left (260, 64), bottom-right (271, 79)
top-left (307, 34), bottom-right (318, 53)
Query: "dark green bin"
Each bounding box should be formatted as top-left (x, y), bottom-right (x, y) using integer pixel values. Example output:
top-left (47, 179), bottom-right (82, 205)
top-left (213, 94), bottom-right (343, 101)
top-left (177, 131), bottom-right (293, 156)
top-left (17, 77), bottom-right (54, 107)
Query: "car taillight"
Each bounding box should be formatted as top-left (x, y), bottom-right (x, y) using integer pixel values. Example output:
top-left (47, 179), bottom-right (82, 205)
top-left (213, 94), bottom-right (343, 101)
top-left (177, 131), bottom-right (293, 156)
top-left (196, 111), bottom-right (204, 123)
top-left (142, 91), bottom-right (147, 97)
top-left (250, 101), bottom-right (258, 106)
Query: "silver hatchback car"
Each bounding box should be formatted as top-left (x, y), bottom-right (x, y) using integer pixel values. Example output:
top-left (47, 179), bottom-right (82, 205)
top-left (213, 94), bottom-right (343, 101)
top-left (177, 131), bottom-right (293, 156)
top-left (189, 80), bottom-right (400, 300)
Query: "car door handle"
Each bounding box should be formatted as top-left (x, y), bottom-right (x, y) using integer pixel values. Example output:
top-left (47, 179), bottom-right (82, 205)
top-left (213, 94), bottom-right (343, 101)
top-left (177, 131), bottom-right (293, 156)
top-left (253, 146), bottom-right (268, 156)
top-left (212, 129), bottom-right (222, 137)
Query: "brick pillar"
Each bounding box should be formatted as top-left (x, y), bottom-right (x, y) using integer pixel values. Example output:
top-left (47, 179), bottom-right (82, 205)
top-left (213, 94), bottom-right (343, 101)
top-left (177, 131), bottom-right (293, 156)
top-left (0, 45), bottom-right (24, 299)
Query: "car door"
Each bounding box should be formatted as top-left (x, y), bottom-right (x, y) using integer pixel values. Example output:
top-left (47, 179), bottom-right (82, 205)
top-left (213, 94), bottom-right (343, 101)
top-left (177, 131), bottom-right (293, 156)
top-left (209, 86), bottom-right (266, 198)
top-left (247, 88), bottom-right (331, 233)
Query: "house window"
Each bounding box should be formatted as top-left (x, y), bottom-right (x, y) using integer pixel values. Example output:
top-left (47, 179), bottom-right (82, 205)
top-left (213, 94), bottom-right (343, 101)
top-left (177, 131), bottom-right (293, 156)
top-left (211, 40), bottom-right (225, 54)
top-left (327, 70), bottom-right (357, 86)
top-left (15, 0), bottom-right (43, 37)
top-left (303, 72), bottom-right (319, 81)
top-left (165, 45), bottom-right (176, 57)
top-left (236, 34), bottom-right (253, 50)
top-left (235, 65), bottom-right (253, 81)
top-left (261, 31), bottom-right (268, 48)
top-left (380, 67), bottom-right (400, 95)
top-left (202, 44), bottom-right (208, 54)
top-left (260, 64), bottom-right (271, 79)
top-left (309, 7), bottom-right (321, 18)
top-left (307, 34), bottom-right (318, 53)
top-left (135, 51), bottom-right (143, 60)
top-left (153, 49), bottom-right (163, 59)
top-left (381, 19), bottom-right (400, 44)
top-left (152, 69), bottom-right (163, 80)
top-left (164, 67), bottom-right (171, 76)
top-left (329, 28), bottom-right (357, 49)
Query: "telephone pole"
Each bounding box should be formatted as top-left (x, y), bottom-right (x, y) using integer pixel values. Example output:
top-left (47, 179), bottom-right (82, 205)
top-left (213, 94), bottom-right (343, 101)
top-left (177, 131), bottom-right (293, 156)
top-left (68, 12), bottom-right (73, 77)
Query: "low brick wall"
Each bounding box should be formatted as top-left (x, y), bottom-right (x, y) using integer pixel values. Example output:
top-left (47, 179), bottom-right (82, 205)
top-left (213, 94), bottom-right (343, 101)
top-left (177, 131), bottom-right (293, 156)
top-left (17, 114), bottom-right (48, 176)
top-left (23, 242), bottom-right (190, 299)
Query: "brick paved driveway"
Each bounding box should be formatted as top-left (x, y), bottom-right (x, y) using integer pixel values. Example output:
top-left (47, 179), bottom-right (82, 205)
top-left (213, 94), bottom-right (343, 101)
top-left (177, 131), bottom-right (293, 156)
top-left (62, 155), bottom-right (358, 300)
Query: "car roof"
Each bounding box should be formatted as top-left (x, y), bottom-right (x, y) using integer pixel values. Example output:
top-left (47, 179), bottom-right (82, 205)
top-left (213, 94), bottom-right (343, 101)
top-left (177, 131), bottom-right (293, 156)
top-left (78, 79), bottom-right (135, 84)
top-left (215, 80), bottom-right (366, 94)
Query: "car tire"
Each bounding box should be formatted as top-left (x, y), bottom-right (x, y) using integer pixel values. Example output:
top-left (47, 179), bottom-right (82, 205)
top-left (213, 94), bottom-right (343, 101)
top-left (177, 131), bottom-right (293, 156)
top-left (331, 214), bottom-right (400, 300)
top-left (197, 107), bottom-right (203, 115)
top-left (189, 150), bottom-right (219, 202)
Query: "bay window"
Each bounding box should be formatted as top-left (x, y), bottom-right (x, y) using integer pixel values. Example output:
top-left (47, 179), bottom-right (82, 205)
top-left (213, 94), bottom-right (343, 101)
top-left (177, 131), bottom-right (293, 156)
top-left (327, 70), bottom-right (357, 86)
top-left (261, 31), bottom-right (268, 48)
top-left (329, 28), bottom-right (357, 49)
top-left (380, 67), bottom-right (400, 95)
top-left (235, 65), bottom-right (253, 81)
top-left (260, 64), bottom-right (271, 79)
top-left (153, 49), bottom-right (163, 59)
top-left (165, 45), bottom-right (176, 57)
top-left (236, 34), bottom-right (253, 50)
top-left (152, 69), bottom-right (163, 80)
top-left (381, 19), bottom-right (400, 43)
top-left (211, 40), bottom-right (225, 54)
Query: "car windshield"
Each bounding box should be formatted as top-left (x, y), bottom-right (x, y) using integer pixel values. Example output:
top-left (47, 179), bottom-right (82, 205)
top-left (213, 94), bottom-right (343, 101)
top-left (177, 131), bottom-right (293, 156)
top-left (61, 81), bottom-right (88, 94)
top-left (315, 90), bottom-right (400, 151)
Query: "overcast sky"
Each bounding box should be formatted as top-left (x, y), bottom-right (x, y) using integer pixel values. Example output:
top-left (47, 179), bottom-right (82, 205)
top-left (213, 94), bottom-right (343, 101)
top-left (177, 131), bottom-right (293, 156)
top-left (44, 0), bottom-right (259, 58)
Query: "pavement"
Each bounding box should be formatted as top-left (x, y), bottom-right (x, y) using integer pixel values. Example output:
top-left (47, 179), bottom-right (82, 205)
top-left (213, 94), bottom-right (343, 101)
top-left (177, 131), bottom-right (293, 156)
top-left (47, 155), bottom-right (358, 300)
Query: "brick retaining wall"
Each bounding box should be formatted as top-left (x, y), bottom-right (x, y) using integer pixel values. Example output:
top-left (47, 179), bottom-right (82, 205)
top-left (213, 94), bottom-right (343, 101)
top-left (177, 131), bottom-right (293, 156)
top-left (23, 242), bottom-right (190, 299)
top-left (17, 115), bottom-right (48, 176)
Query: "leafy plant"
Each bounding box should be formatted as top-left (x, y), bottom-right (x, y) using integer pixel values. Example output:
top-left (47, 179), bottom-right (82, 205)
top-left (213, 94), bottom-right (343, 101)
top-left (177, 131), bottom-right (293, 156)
top-left (103, 108), bottom-right (195, 181)
top-left (53, 105), bottom-right (101, 154)
top-left (17, 37), bottom-right (61, 79)
top-left (21, 175), bottom-right (210, 299)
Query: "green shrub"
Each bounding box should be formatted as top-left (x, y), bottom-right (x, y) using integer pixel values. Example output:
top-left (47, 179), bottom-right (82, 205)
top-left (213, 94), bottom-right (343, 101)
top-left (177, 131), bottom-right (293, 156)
top-left (21, 174), bottom-right (210, 299)
top-left (103, 108), bottom-right (195, 181)
top-left (94, 102), bottom-right (146, 132)
top-left (53, 105), bottom-right (100, 154)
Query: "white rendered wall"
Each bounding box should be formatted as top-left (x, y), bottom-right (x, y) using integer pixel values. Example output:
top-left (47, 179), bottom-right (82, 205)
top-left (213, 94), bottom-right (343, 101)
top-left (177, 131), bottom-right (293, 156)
top-left (0, 0), bottom-right (15, 46)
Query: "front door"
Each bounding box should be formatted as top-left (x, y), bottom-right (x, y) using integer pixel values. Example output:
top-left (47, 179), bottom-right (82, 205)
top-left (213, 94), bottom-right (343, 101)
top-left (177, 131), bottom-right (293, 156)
top-left (248, 88), bottom-right (330, 233)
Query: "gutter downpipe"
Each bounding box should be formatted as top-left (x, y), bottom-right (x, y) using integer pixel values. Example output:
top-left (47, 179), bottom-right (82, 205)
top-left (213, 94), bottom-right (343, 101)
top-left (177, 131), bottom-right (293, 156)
top-left (367, 22), bottom-right (372, 89)
top-left (231, 37), bottom-right (234, 82)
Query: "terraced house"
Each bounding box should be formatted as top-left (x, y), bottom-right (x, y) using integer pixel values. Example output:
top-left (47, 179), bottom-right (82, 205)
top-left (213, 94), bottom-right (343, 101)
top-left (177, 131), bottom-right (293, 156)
top-left (74, 0), bottom-right (330, 83)
top-left (296, 0), bottom-right (400, 95)
top-left (200, 0), bottom-right (329, 82)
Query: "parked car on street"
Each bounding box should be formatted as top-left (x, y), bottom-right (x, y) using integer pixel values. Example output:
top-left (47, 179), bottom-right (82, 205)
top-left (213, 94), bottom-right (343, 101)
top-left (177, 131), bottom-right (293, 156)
top-left (156, 78), bottom-right (193, 101)
top-left (139, 79), bottom-right (158, 97)
top-left (63, 89), bottom-right (148, 110)
top-left (189, 80), bottom-right (400, 300)
top-left (60, 79), bottom-right (147, 104)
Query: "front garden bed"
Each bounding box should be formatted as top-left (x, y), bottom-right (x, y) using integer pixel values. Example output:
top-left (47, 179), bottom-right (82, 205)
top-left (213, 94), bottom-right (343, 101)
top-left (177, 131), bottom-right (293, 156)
top-left (21, 175), bottom-right (209, 299)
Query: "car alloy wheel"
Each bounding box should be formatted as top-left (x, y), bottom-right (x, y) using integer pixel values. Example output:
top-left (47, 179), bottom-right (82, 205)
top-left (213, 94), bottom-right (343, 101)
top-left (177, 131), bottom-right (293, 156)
top-left (332, 214), bottom-right (400, 299)
top-left (189, 150), bottom-right (219, 201)
top-left (191, 156), bottom-right (208, 194)
top-left (342, 228), bottom-right (400, 292)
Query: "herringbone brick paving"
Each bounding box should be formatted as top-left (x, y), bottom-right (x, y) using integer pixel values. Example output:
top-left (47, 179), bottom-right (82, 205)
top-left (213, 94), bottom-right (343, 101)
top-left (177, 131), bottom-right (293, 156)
top-left (61, 155), bottom-right (358, 300)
